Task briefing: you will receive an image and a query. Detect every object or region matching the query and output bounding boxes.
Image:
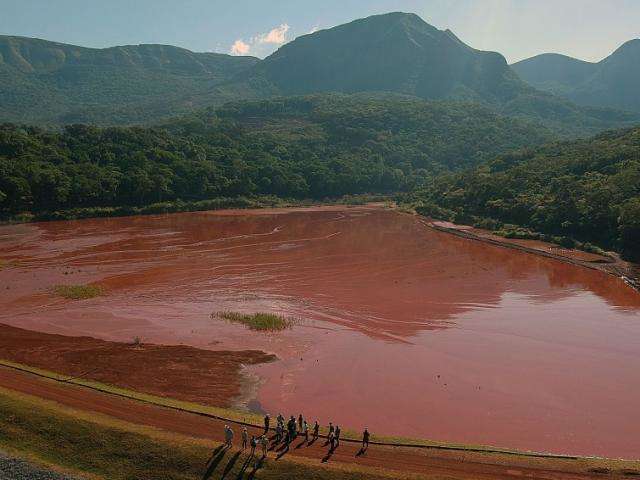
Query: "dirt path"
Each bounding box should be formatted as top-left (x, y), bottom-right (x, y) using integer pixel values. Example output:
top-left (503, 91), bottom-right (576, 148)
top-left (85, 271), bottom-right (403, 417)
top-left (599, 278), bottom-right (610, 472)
top-left (0, 366), bottom-right (619, 480)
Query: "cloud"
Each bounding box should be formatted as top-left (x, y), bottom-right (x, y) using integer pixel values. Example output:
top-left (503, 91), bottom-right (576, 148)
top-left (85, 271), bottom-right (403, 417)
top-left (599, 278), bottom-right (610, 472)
top-left (230, 23), bottom-right (291, 58)
top-left (309, 25), bottom-right (320, 34)
top-left (255, 23), bottom-right (290, 45)
top-left (230, 39), bottom-right (250, 56)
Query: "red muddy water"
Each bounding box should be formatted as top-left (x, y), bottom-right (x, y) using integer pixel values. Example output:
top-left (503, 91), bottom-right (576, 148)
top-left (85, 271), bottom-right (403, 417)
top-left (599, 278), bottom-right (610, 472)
top-left (1, 206), bottom-right (640, 458)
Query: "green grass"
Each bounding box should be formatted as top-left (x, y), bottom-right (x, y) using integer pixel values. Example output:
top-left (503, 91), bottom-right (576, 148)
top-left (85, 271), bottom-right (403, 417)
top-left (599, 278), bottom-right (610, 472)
top-left (0, 387), bottom-right (401, 480)
top-left (215, 311), bottom-right (293, 331)
top-left (52, 284), bottom-right (103, 300)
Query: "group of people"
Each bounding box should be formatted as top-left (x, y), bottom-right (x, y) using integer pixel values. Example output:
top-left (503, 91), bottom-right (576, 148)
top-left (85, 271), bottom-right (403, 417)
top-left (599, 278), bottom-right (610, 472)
top-left (266, 413), bottom-right (318, 446)
top-left (219, 413), bottom-right (371, 460)
top-left (223, 424), bottom-right (269, 457)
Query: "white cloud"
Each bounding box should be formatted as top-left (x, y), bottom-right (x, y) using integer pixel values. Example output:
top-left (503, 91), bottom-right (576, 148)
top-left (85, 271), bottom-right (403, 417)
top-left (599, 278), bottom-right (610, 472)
top-left (230, 39), bottom-right (250, 56)
top-left (255, 23), bottom-right (290, 45)
top-left (309, 25), bottom-right (320, 34)
top-left (230, 23), bottom-right (292, 58)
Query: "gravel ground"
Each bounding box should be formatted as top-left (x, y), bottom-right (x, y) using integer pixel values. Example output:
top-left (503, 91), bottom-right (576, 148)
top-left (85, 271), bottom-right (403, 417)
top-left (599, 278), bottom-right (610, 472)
top-left (0, 452), bottom-right (80, 480)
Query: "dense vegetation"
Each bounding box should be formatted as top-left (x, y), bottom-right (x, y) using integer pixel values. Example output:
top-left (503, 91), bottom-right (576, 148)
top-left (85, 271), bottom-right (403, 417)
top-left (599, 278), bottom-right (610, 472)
top-left (0, 94), bottom-right (553, 219)
top-left (412, 127), bottom-right (640, 260)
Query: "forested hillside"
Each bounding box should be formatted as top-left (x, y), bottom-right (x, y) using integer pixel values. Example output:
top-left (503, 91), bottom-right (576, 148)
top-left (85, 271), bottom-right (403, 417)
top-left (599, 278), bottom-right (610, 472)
top-left (0, 94), bottom-right (552, 218)
top-left (414, 127), bottom-right (640, 260)
top-left (0, 35), bottom-right (258, 125)
top-left (1, 14), bottom-right (637, 137)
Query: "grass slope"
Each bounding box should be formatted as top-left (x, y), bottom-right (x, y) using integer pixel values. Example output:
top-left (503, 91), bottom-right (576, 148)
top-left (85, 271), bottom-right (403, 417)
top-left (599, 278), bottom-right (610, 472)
top-left (0, 387), bottom-right (403, 480)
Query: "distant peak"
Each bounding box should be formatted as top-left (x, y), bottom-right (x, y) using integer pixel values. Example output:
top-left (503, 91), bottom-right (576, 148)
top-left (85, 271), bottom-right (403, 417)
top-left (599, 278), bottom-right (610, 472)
top-left (613, 38), bottom-right (640, 54)
top-left (346, 11), bottom-right (438, 30)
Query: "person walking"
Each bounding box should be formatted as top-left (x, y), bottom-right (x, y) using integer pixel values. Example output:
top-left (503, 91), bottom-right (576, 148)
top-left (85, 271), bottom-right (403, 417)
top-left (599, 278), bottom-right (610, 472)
top-left (362, 428), bottom-right (370, 451)
top-left (261, 434), bottom-right (269, 457)
top-left (275, 422), bottom-right (283, 443)
top-left (242, 427), bottom-right (248, 450)
top-left (298, 414), bottom-right (304, 431)
top-left (303, 420), bottom-right (309, 443)
top-left (334, 425), bottom-right (341, 448)
top-left (277, 413), bottom-right (285, 427)
top-left (224, 425), bottom-right (234, 448)
top-left (250, 435), bottom-right (257, 457)
top-left (264, 414), bottom-right (270, 434)
top-left (313, 420), bottom-right (320, 440)
top-left (287, 416), bottom-right (297, 443)
top-left (328, 429), bottom-right (335, 451)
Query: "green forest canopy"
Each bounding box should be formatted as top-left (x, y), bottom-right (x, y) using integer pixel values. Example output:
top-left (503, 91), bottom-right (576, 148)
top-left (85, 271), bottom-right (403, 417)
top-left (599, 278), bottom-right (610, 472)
top-left (414, 127), bottom-right (640, 260)
top-left (0, 94), bottom-right (552, 215)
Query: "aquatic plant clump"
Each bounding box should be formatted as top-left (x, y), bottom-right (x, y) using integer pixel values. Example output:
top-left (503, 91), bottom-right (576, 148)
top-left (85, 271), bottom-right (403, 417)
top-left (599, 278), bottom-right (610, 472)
top-left (215, 311), bottom-right (293, 331)
top-left (52, 284), bottom-right (103, 300)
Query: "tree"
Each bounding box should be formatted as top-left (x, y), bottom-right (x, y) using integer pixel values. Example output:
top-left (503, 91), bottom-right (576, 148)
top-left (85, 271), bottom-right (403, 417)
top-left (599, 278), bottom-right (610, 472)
top-left (618, 198), bottom-right (640, 261)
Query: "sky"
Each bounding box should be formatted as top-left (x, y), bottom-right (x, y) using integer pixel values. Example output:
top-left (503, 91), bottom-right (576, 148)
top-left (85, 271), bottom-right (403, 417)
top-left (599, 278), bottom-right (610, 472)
top-left (1, 0), bottom-right (639, 63)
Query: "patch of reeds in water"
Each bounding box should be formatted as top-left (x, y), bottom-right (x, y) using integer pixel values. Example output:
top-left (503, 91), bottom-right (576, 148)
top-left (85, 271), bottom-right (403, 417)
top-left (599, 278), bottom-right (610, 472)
top-left (52, 284), bottom-right (103, 300)
top-left (214, 311), bottom-right (293, 332)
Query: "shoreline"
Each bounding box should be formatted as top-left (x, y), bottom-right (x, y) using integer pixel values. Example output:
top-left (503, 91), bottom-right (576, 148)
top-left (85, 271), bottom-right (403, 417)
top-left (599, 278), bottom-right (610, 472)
top-left (411, 214), bottom-right (640, 294)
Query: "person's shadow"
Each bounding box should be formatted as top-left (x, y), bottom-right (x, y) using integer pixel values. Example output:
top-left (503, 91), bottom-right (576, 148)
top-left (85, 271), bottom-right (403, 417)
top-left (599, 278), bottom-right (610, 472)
top-left (202, 445), bottom-right (228, 480)
top-left (235, 453), bottom-right (253, 480)
top-left (356, 446), bottom-right (368, 457)
top-left (246, 456), bottom-right (265, 480)
top-left (276, 442), bottom-right (290, 460)
top-left (221, 451), bottom-right (241, 480)
top-left (321, 445), bottom-right (335, 463)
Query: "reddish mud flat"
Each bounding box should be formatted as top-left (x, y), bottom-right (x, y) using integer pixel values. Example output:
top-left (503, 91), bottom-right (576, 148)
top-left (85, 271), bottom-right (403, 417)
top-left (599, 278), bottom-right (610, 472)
top-left (0, 324), bottom-right (274, 407)
top-left (1, 205), bottom-right (640, 458)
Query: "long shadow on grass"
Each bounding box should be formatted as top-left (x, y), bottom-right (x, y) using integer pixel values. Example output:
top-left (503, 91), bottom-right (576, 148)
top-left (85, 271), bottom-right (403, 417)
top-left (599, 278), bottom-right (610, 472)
top-left (235, 454), bottom-right (254, 480)
top-left (202, 445), bottom-right (228, 480)
top-left (356, 446), bottom-right (368, 457)
top-left (221, 451), bottom-right (241, 480)
top-left (246, 456), bottom-right (265, 480)
top-left (322, 446), bottom-right (336, 463)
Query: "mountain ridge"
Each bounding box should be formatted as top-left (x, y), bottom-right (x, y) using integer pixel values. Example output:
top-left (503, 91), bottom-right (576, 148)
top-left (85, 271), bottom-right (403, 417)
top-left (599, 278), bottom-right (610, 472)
top-left (512, 39), bottom-right (640, 112)
top-left (0, 12), bottom-right (637, 133)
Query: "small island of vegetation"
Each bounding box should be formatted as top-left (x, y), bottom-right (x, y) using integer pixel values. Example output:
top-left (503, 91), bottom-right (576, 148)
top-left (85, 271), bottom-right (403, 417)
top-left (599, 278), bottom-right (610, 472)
top-left (52, 284), bottom-right (103, 300)
top-left (215, 311), bottom-right (293, 331)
